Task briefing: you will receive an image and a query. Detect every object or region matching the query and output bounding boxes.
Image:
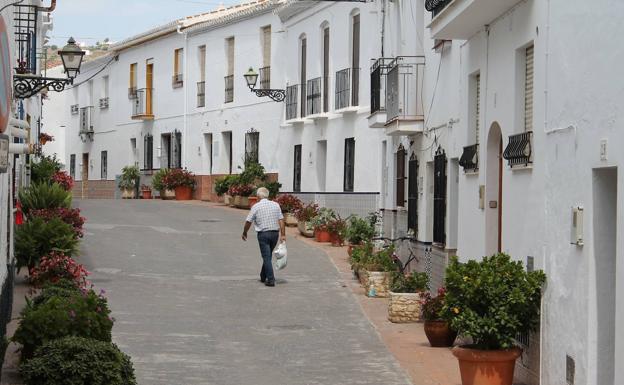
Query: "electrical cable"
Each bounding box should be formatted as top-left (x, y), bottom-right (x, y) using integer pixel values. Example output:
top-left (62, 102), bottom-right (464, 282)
top-left (0, 0), bottom-right (24, 13)
top-left (66, 55), bottom-right (118, 89)
top-left (423, 40), bottom-right (444, 133)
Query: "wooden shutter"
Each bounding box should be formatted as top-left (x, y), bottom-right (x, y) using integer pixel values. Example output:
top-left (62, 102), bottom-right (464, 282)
top-left (262, 26), bottom-right (271, 68)
top-left (227, 38), bottom-right (235, 76)
top-left (475, 73), bottom-right (480, 143)
top-left (129, 63), bottom-right (137, 88)
top-left (351, 14), bottom-right (360, 106)
top-left (396, 148), bottom-right (406, 206)
top-left (293, 145), bottom-right (302, 192)
top-left (524, 45), bottom-right (534, 132)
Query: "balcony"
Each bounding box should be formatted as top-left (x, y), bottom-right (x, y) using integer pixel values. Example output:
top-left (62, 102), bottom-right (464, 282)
top-left (306, 77), bottom-right (328, 120)
top-left (224, 75), bottom-right (234, 103)
top-left (385, 56), bottom-right (425, 136)
top-left (99, 97), bottom-right (109, 109)
top-left (79, 106), bottom-right (94, 134)
top-left (285, 84), bottom-right (299, 121)
top-left (131, 88), bottom-right (154, 120)
top-left (368, 58), bottom-right (394, 128)
top-left (503, 131), bottom-right (533, 168)
top-left (335, 68), bottom-right (359, 113)
top-left (197, 81), bottom-right (205, 108)
top-left (70, 104), bottom-right (79, 115)
top-left (459, 143), bottom-right (478, 172)
top-left (426, 0), bottom-right (524, 40)
top-left (172, 74), bottom-right (184, 88)
top-left (128, 87), bottom-right (138, 99)
top-left (259, 66), bottom-right (271, 89)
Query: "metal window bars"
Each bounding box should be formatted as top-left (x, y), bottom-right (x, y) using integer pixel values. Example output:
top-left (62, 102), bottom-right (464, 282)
top-left (197, 81), bottom-right (206, 107)
top-left (370, 58), bottom-right (394, 114)
top-left (99, 97), bottom-right (109, 109)
top-left (285, 84), bottom-right (299, 121)
top-left (306, 77), bottom-right (323, 116)
top-left (425, 0), bottom-right (454, 17)
top-left (259, 66), bottom-right (271, 90)
top-left (335, 68), bottom-right (359, 110)
top-left (172, 73), bottom-right (184, 88)
top-left (502, 131), bottom-right (533, 167)
top-left (128, 87), bottom-right (138, 99)
top-left (459, 143), bottom-right (479, 172)
top-left (13, 5), bottom-right (38, 74)
top-left (132, 88), bottom-right (153, 117)
top-left (386, 56), bottom-right (425, 124)
top-left (224, 75), bottom-right (234, 103)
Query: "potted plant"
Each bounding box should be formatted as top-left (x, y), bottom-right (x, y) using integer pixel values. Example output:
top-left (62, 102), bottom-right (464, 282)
top-left (140, 185), bottom-right (152, 199)
top-left (39, 132), bottom-right (54, 145)
top-left (310, 207), bottom-right (337, 243)
top-left (118, 165), bottom-right (139, 199)
top-left (387, 271), bottom-right (429, 323)
top-left (236, 184), bottom-right (255, 208)
top-left (164, 168), bottom-right (196, 200)
top-left (275, 194), bottom-right (303, 226)
top-left (214, 175), bottom-right (233, 204)
top-left (295, 202), bottom-right (319, 237)
top-left (151, 169), bottom-right (171, 199)
top-left (327, 216), bottom-right (347, 247)
top-left (421, 287), bottom-right (457, 347)
top-left (345, 215), bottom-right (375, 256)
top-left (444, 254), bottom-right (546, 385)
top-left (361, 245), bottom-right (398, 298)
top-left (349, 241), bottom-right (373, 284)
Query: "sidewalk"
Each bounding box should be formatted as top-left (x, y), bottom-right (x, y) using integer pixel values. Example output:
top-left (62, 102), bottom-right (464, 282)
top-left (189, 200), bottom-right (462, 385)
top-left (1, 271), bottom-right (30, 385)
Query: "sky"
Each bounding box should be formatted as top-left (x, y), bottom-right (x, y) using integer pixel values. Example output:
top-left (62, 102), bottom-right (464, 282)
top-left (49, 0), bottom-right (241, 47)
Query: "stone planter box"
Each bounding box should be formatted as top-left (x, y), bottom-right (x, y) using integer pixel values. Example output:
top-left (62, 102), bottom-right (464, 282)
top-left (387, 291), bottom-right (423, 323)
top-left (358, 268), bottom-right (369, 287)
top-left (365, 271), bottom-right (391, 298)
top-left (121, 188), bottom-right (136, 199)
top-left (236, 196), bottom-right (250, 209)
top-left (223, 194), bottom-right (232, 205)
top-left (284, 212), bottom-right (298, 227)
top-left (233, 195), bottom-right (242, 207)
top-left (298, 221), bottom-right (315, 237)
top-left (161, 189), bottom-right (176, 200)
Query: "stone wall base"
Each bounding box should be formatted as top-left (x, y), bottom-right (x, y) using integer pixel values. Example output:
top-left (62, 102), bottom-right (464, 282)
top-left (388, 291), bottom-right (422, 323)
top-left (366, 271), bottom-right (391, 298)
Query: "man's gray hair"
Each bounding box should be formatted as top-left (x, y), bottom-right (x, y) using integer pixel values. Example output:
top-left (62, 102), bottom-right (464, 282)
top-left (256, 187), bottom-right (270, 199)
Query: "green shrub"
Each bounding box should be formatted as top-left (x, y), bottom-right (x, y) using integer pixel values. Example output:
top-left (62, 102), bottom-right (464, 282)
top-left (13, 288), bottom-right (113, 360)
top-left (31, 280), bottom-right (81, 307)
top-left (239, 161), bottom-right (266, 185)
top-left (118, 166), bottom-right (140, 190)
top-left (390, 271), bottom-right (429, 293)
top-left (15, 217), bottom-right (79, 269)
top-left (258, 180), bottom-right (281, 199)
top-left (345, 216), bottom-right (375, 245)
top-left (443, 253), bottom-right (546, 350)
top-left (309, 207), bottom-right (337, 230)
top-left (362, 245), bottom-right (398, 272)
top-left (151, 168), bottom-right (170, 192)
top-left (19, 183), bottom-right (72, 215)
top-left (30, 155), bottom-right (63, 185)
top-left (21, 336), bottom-right (136, 385)
top-left (349, 241), bottom-right (373, 270)
top-left (213, 175), bottom-right (231, 196)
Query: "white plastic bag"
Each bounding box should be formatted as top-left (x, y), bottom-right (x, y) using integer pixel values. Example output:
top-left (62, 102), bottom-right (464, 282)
top-left (273, 242), bottom-right (288, 270)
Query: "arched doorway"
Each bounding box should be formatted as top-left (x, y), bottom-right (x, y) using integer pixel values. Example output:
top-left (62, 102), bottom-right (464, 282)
top-left (485, 123), bottom-right (503, 255)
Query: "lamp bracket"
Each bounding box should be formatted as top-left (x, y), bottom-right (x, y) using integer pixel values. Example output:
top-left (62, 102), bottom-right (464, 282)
top-left (13, 74), bottom-right (72, 99)
top-left (249, 86), bottom-right (286, 102)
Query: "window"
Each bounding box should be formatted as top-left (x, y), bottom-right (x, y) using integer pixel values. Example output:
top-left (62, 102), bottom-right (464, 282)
top-left (101, 151), bottom-right (108, 180)
top-left (262, 25), bottom-right (271, 68)
top-left (70, 154), bottom-right (76, 179)
top-left (351, 13), bottom-right (360, 106)
top-left (300, 36), bottom-right (307, 117)
top-left (198, 46), bottom-right (206, 107)
top-left (173, 48), bottom-right (184, 87)
top-left (225, 37), bottom-right (235, 103)
top-left (102, 75), bottom-right (109, 98)
top-left (129, 63), bottom-right (137, 97)
top-left (144, 135), bottom-right (153, 170)
top-left (344, 138), bottom-right (355, 192)
top-left (433, 149), bottom-right (447, 244)
top-left (245, 131), bottom-right (259, 164)
top-left (396, 146), bottom-right (406, 206)
top-left (322, 26), bottom-right (330, 112)
top-left (293, 145), bottom-right (302, 192)
top-left (407, 154), bottom-right (418, 234)
top-left (524, 44), bottom-right (534, 132)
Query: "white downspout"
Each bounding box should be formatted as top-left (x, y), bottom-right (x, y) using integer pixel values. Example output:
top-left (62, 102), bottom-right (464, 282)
top-left (177, 24), bottom-right (189, 169)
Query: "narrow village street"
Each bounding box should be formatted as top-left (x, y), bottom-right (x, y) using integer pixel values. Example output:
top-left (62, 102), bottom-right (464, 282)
top-left (78, 199), bottom-right (412, 385)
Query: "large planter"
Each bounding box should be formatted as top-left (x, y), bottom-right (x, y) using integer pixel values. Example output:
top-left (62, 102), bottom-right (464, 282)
top-left (121, 188), bottom-right (136, 199)
top-left (161, 189), bottom-right (176, 200)
top-left (223, 194), bottom-right (232, 205)
top-left (315, 228), bottom-right (331, 243)
top-left (424, 320), bottom-right (458, 347)
top-left (233, 195), bottom-right (242, 207)
top-left (330, 232), bottom-right (343, 247)
top-left (141, 190), bottom-right (152, 199)
top-left (236, 196), bottom-right (250, 209)
top-left (248, 196), bottom-right (258, 207)
top-left (357, 268), bottom-right (369, 286)
top-left (284, 212), bottom-right (298, 227)
top-left (387, 292), bottom-right (423, 323)
top-left (452, 346), bottom-right (522, 385)
top-left (298, 221), bottom-right (315, 237)
top-left (365, 271), bottom-right (391, 297)
top-left (175, 185), bottom-right (193, 200)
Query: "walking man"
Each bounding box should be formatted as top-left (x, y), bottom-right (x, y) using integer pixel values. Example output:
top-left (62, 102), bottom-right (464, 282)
top-left (241, 187), bottom-right (286, 287)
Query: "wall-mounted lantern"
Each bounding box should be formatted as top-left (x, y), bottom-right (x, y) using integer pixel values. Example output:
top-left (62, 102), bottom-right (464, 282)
top-left (243, 67), bottom-right (285, 102)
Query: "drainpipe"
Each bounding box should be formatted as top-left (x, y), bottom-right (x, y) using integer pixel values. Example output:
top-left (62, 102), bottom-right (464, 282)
top-left (177, 24), bottom-right (189, 169)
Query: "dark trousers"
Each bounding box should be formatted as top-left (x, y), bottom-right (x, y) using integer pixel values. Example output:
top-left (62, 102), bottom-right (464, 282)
top-left (257, 231), bottom-right (279, 282)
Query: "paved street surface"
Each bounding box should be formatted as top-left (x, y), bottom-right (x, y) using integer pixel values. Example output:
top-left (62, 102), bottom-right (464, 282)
top-left (77, 200), bottom-right (412, 385)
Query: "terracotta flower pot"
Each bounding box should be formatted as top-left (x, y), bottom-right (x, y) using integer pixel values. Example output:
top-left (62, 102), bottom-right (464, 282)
top-left (330, 232), bottom-right (343, 247)
top-left (315, 228), bottom-right (331, 243)
top-left (424, 320), bottom-right (458, 347)
top-left (248, 196), bottom-right (258, 207)
top-left (452, 346), bottom-right (522, 385)
top-left (141, 190), bottom-right (152, 199)
top-left (175, 185), bottom-right (193, 200)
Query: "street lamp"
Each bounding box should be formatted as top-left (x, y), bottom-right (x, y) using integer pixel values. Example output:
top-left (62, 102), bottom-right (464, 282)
top-left (59, 37), bottom-right (85, 80)
top-left (13, 37), bottom-right (86, 99)
top-left (243, 67), bottom-right (285, 102)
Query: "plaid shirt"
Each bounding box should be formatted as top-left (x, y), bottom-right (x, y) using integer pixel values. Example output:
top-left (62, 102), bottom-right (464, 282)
top-left (246, 199), bottom-right (284, 232)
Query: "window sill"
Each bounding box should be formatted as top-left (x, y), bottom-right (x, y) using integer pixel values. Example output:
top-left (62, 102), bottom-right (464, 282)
top-left (509, 164), bottom-right (533, 171)
top-left (335, 106), bottom-right (359, 114)
top-left (464, 169), bottom-right (479, 176)
top-left (284, 117), bottom-right (311, 126)
top-left (306, 113), bottom-right (329, 121)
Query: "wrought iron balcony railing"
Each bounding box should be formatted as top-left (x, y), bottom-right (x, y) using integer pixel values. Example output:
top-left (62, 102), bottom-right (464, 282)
top-left (306, 77), bottom-right (323, 116)
top-left (425, 0), bottom-right (453, 17)
top-left (128, 87), bottom-right (138, 99)
top-left (79, 106), bottom-right (94, 134)
top-left (386, 56), bottom-right (425, 123)
top-left (197, 81), bottom-right (205, 108)
top-left (14, 5), bottom-right (38, 75)
top-left (259, 66), bottom-right (271, 90)
top-left (335, 68), bottom-right (359, 110)
top-left (224, 75), bottom-right (234, 103)
top-left (503, 131), bottom-right (533, 167)
top-left (285, 84), bottom-right (299, 121)
top-left (459, 143), bottom-right (479, 171)
top-left (132, 88), bottom-right (154, 118)
top-left (370, 58), bottom-right (394, 114)
top-left (99, 97), bottom-right (109, 109)
top-left (172, 74), bottom-right (184, 88)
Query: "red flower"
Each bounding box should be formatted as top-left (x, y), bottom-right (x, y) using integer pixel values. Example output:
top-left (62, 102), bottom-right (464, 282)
top-left (29, 252), bottom-right (90, 288)
top-left (31, 207), bottom-right (85, 238)
top-left (51, 171), bottom-right (74, 191)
